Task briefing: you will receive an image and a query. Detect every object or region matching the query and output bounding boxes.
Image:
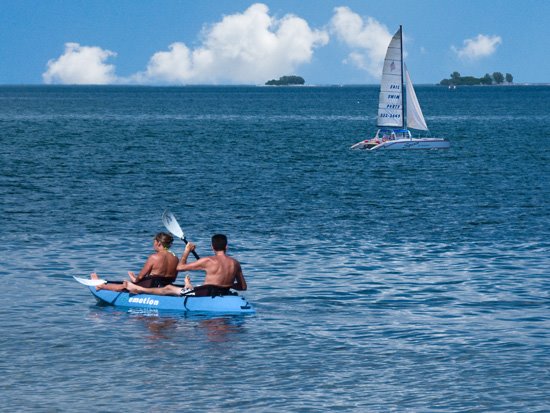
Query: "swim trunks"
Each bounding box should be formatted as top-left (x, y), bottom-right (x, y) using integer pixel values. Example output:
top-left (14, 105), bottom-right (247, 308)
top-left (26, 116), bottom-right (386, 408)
top-left (136, 275), bottom-right (176, 288)
top-left (192, 285), bottom-right (233, 297)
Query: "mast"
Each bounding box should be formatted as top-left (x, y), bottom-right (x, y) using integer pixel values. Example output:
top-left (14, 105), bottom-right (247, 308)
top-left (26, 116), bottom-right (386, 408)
top-left (400, 25), bottom-right (404, 129)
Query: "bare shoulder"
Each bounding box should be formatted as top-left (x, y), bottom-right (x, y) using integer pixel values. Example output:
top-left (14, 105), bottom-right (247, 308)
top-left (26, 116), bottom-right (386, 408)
top-left (224, 255), bottom-right (240, 264)
top-left (199, 256), bottom-right (217, 266)
top-left (229, 256), bottom-right (242, 272)
top-left (148, 253), bottom-right (161, 263)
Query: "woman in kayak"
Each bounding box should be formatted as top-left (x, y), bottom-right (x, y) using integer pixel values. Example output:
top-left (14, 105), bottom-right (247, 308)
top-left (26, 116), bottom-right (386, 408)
top-left (124, 234), bottom-right (247, 297)
top-left (91, 232), bottom-right (179, 291)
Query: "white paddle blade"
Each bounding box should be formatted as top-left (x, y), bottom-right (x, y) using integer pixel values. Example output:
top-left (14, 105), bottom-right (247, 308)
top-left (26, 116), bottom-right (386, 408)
top-left (162, 210), bottom-right (185, 239)
top-left (73, 276), bottom-right (107, 287)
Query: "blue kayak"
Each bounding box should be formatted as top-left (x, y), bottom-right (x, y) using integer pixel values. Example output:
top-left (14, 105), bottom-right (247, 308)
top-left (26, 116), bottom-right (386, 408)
top-left (87, 286), bottom-right (255, 314)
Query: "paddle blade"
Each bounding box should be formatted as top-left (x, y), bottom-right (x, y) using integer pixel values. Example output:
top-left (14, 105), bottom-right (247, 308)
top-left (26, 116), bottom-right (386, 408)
top-left (73, 276), bottom-right (107, 287)
top-left (162, 209), bottom-right (200, 260)
top-left (162, 210), bottom-right (185, 239)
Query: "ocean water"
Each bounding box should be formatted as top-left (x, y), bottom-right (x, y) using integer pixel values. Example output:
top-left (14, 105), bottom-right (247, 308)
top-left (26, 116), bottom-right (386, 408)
top-left (0, 85), bottom-right (548, 412)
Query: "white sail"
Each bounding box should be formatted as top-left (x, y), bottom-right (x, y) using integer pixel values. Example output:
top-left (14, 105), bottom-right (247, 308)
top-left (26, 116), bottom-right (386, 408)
top-left (404, 64), bottom-right (428, 131)
top-left (377, 28), bottom-right (403, 128)
top-left (350, 25), bottom-right (450, 150)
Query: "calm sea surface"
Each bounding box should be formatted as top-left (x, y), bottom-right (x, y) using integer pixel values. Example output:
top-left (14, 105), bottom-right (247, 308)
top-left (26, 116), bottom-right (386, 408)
top-left (0, 85), bottom-right (548, 412)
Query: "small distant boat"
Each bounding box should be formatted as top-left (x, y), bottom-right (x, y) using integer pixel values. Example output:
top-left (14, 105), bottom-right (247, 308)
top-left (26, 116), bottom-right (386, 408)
top-left (351, 26), bottom-right (450, 151)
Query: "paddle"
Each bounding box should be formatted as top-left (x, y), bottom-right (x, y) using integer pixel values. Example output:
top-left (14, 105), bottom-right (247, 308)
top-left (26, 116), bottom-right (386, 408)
top-left (73, 275), bottom-right (107, 286)
top-left (162, 209), bottom-right (200, 260)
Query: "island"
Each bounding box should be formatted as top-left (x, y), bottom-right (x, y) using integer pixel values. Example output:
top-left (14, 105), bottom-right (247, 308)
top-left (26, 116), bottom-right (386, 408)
top-left (440, 71), bottom-right (513, 86)
top-left (265, 75), bottom-right (305, 86)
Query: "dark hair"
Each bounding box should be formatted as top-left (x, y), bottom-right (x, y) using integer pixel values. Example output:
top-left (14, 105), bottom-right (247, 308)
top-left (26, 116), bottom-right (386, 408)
top-left (155, 232), bottom-right (173, 249)
top-left (211, 234), bottom-right (227, 251)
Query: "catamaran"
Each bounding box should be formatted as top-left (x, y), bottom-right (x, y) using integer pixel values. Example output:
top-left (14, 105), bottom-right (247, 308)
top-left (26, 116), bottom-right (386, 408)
top-left (351, 26), bottom-right (450, 151)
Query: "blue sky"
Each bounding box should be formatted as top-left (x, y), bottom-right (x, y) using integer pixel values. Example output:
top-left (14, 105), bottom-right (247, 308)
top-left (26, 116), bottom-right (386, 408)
top-left (1, 0), bottom-right (548, 85)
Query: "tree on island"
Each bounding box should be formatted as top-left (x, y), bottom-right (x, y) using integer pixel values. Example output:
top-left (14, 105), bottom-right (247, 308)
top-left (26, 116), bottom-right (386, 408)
top-left (481, 73), bottom-right (493, 85)
top-left (440, 71), bottom-right (513, 86)
top-left (493, 72), bottom-right (505, 84)
top-left (265, 75), bottom-right (305, 86)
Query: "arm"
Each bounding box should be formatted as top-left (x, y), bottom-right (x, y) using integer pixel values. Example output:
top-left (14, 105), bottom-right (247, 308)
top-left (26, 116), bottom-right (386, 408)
top-left (232, 264), bottom-right (247, 291)
top-left (131, 255), bottom-right (155, 283)
top-left (177, 259), bottom-right (208, 272)
top-left (176, 243), bottom-right (207, 272)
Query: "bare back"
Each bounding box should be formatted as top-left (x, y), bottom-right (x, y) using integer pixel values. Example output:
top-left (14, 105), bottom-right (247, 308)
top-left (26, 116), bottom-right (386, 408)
top-left (142, 250), bottom-right (179, 278)
top-left (202, 254), bottom-right (241, 287)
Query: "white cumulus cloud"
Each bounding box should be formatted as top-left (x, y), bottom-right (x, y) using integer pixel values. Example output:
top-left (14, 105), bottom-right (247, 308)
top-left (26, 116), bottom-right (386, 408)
top-left (329, 6), bottom-right (392, 79)
top-left (452, 34), bottom-right (502, 60)
top-left (43, 43), bottom-right (117, 84)
top-left (44, 4), bottom-right (328, 85)
top-left (134, 3), bottom-right (329, 84)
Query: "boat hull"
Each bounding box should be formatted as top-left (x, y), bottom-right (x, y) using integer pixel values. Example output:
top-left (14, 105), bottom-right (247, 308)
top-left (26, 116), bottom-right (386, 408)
top-left (352, 138), bottom-right (450, 151)
top-left (371, 138), bottom-right (450, 150)
top-left (88, 287), bottom-right (255, 314)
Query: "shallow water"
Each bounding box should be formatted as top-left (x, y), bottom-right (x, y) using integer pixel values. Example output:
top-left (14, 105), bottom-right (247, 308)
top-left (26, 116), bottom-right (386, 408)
top-left (0, 85), bottom-right (548, 412)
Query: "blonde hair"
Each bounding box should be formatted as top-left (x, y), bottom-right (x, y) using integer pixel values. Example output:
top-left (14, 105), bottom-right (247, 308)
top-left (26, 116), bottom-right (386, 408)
top-left (155, 232), bottom-right (173, 249)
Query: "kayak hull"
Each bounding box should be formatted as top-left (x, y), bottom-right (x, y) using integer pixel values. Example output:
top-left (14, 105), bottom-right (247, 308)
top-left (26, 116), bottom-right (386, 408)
top-left (88, 286), bottom-right (255, 314)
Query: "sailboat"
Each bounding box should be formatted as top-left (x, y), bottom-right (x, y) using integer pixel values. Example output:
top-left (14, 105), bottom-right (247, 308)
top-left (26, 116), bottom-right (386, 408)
top-left (351, 26), bottom-right (450, 150)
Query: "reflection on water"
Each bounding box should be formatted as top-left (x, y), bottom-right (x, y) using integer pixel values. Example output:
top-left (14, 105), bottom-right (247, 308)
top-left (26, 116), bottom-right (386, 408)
top-left (196, 316), bottom-right (247, 343)
top-left (131, 313), bottom-right (180, 341)
top-left (90, 305), bottom-right (250, 343)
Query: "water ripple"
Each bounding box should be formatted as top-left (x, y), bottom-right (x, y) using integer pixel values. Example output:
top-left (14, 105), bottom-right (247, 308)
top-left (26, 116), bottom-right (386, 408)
top-left (1, 86), bottom-right (549, 412)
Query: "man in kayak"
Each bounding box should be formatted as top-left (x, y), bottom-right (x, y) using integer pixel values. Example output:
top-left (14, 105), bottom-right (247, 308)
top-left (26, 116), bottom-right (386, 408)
top-left (91, 232), bottom-right (179, 291)
top-left (124, 234), bottom-right (247, 297)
